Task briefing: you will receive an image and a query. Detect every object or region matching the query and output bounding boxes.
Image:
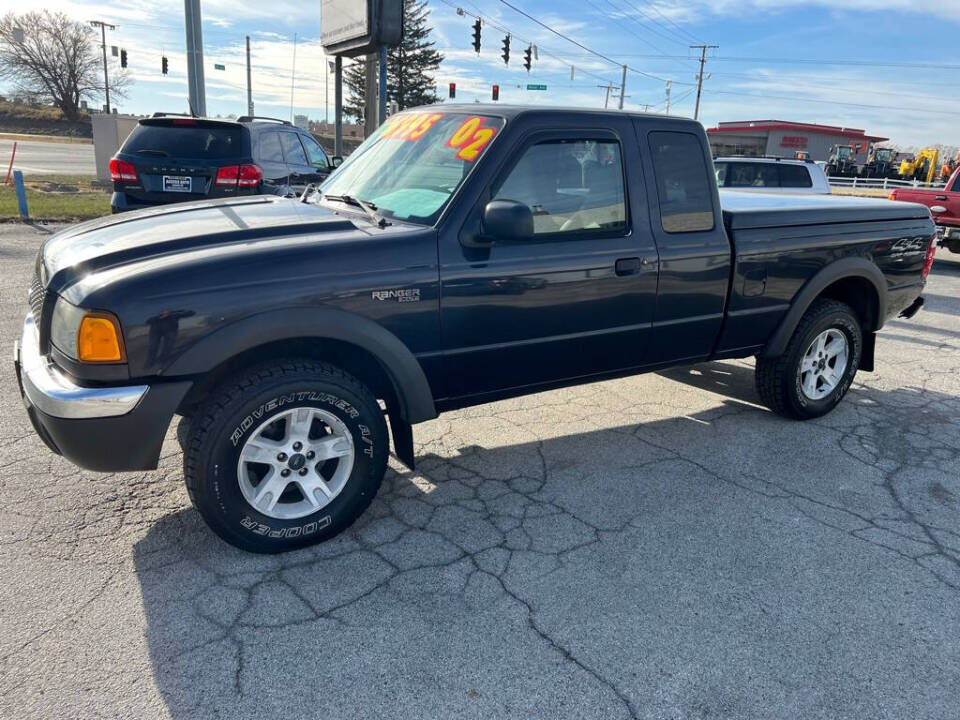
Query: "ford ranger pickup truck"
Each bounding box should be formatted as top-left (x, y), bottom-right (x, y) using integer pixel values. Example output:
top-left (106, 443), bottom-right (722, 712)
top-left (14, 106), bottom-right (935, 553)
top-left (890, 166), bottom-right (960, 254)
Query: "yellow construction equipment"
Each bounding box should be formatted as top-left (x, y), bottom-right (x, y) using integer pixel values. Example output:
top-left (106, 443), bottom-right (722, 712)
top-left (899, 147), bottom-right (939, 184)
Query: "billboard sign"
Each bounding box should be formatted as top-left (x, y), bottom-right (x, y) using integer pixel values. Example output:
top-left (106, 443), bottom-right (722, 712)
top-left (321, 0), bottom-right (402, 57)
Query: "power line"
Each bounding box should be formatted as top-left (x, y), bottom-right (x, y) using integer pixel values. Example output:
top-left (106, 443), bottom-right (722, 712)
top-left (606, 0), bottom-right (691, 47)
top-left (495, 0), bottom-right (674, 83)
top-left (645, 4), bottom-right (706, 45)
top-left (703, 88), bottom-right (960, 116)
top-left (437, 0), bottom-right (619, 86)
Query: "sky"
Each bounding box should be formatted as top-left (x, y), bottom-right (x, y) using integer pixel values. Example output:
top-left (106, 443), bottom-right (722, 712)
top-left (4, 0), bottom-right (959, 148)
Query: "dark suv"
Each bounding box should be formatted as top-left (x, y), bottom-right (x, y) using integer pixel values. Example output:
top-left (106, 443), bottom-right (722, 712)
top-left (109, 114), bottom-right (340, 213)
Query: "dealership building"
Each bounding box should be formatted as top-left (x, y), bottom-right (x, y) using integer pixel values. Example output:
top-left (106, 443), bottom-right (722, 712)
top-left (705, 120), bottom-right (888, 163)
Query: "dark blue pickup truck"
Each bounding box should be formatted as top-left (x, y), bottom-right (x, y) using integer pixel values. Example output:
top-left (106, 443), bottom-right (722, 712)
top-left (15, 106), bottom-right (935, 552)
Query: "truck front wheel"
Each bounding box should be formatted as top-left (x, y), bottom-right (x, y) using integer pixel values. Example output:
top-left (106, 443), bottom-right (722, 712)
top-left (183, 360), bottom-right (389, 553)
top-left (755, 299), bottom-right (862, 420)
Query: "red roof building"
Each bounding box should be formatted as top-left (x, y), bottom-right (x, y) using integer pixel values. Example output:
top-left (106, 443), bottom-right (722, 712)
top-left (706, 120), bottom-right (889, 163)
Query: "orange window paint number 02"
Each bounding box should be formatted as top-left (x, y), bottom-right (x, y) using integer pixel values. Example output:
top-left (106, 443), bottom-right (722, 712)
top-left (447, 117), bottom-right (497, 162)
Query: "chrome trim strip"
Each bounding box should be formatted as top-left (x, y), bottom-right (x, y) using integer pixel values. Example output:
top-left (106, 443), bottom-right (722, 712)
top-left (18, 314), bottom-right (148, 419)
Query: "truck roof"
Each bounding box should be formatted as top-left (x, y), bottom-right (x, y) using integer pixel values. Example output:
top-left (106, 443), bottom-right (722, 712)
top-left (405, 103), bottom-right (676, 122)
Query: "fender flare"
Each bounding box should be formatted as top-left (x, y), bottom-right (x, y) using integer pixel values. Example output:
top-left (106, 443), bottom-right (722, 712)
top-left (762, 257), bottom-right (887, 358)
top-left (163, 307), bottom-right (437, 423)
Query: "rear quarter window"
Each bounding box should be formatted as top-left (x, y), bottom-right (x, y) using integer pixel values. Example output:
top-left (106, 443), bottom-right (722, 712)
top-left (778, 164), bottom-right (813, 188)
top-left (648, 131), bottom-right (715, 233)
top-left (258, 132), bottom-right (284, 163)
top-left (123, 123), bottom-right (245, 159)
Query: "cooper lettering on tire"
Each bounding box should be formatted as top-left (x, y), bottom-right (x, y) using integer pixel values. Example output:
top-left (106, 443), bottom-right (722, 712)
top-left (183, 360), bottom-right (388, 553)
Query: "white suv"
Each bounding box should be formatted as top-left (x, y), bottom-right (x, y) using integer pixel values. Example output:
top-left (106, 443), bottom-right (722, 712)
top-left (714, 157), bottom-right (832, 195)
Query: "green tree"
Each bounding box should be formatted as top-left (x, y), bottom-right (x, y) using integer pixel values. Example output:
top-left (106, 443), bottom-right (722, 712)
top-left (344, 0), bottom-right (443, 124)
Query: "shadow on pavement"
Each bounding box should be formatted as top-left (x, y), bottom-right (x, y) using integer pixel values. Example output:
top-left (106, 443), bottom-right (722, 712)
top-left (132, 382), bottom-right (960, 719)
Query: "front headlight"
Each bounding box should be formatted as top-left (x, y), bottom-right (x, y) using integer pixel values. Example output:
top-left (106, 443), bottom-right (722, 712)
top-left (51, 299), bottom-right (126, 363)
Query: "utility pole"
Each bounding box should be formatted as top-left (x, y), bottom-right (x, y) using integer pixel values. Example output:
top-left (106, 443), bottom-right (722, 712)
top-left (90, 21), bottom-right (115, 113)
top-left (245, 35), bottom-right (254, 116)
top-left (598, 83), bottom-right (618, 109)
top-left (289, 32), bottom-right (298, 123)
top-left (618, 64), bottom-right (627, 110)
top-left (690, 44), bottom-right (718, 121)
top-left (665, 79), bottom-right (672, 115)
top-left (184, 0), bottom-right (206, 116)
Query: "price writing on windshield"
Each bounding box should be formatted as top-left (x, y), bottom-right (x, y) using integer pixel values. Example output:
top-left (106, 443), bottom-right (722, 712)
top-left (446, 117), bottom-right (498, 162)
top-left (381, 112), bottom-right (443, 141)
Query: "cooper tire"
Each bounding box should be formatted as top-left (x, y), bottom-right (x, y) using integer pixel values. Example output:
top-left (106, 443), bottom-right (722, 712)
top-left (756, 299), bottom-right (862, 420)
top-left (183, 359), bottom-right (388, 553)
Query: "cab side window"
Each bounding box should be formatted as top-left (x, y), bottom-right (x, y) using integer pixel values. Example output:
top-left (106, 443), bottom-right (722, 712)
top-left (648, 131), bottom-right (715, 233)
top-left (280, 133), bottom-right (308, 166)
top-left (778, 164), bottom-right (813, 188)
top-left (952, 173), bottom-right (960, 193)
top-left (493, 139), bottom-right (626, 236)
top-left (258, 132), bottom-right (284, 163)
top-left (300, 135), bottom-right (330, 169)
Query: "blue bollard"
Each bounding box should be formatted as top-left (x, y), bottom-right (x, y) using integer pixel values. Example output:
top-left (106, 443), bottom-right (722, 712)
top-left (13, 170), bottom-right (28, 220)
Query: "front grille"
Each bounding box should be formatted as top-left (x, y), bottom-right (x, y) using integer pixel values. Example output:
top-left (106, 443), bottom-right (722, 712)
top-left (28, 268), bottom-right (46, 327)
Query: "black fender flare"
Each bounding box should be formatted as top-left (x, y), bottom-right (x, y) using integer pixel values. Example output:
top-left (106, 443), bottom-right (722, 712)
top-left (762, 257), bottom-right (887, 358)
top-left (162, 307), bottom-right (437, 423)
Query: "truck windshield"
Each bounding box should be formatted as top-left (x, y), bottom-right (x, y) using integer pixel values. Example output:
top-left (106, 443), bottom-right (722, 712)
top-left (319, 112), bottom-right (504, 225)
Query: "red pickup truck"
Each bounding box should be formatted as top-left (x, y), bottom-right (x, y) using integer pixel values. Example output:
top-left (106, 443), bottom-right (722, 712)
top-left (891, 166), bottom-right (960, 253)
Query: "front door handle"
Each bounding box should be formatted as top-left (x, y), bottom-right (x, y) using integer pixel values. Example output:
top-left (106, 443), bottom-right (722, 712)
top-left (935, 195), bottom-right (947, 201)
top-left (615, 257), bottom-right (641, 275)
top-left (615, 257), bottom-right (652, 276)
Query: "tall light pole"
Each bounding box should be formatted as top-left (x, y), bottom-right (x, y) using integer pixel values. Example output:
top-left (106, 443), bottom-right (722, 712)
top-left (89, 20), bottom-right (115, 113)
top-left (184, 0), bottom-right (207, 117)
top-left (245, 35), bottom-right (254, 116)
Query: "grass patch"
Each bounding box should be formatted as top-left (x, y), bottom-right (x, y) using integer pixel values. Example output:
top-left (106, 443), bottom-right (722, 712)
top-left (1, 175), bottom-right (110, 221)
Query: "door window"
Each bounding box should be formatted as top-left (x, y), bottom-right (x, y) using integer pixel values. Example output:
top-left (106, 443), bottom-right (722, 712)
top-left (493, 139), bottom-right (626, 236)
top-left (300, 135), bottom-right (330, 169)
top-left (280, 132), bottom-right (309, 166)
top-left (258, 132), bottom-right (284, 163)
top-left (778, 164), bottom-right (813, 188)
top-left (648, 131), bottom-right (715, 233)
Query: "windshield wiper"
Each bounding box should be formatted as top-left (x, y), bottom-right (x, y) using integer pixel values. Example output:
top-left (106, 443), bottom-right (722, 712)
top-left (323, 194), bottom-right (390, 228)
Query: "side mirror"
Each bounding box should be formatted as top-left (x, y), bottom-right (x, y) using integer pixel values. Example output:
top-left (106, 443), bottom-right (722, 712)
top-left (482, 199), bottom-right (534, 243)
top-left (332, 156), bottom-right (343, 168)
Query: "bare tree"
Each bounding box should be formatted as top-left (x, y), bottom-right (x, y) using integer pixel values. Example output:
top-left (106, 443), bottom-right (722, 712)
top-left (0, 10), bottom-right (130, 120)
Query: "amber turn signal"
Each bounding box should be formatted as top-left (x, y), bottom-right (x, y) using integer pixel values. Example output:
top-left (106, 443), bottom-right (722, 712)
top-left (77, 312), bottom-right (125, 363)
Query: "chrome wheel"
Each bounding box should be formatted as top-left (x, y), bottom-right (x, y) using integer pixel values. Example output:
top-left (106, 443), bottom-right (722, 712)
top-left (237, 407), bottom-right (355, 520)
top-left (799, 328), bottom-right (849, 401)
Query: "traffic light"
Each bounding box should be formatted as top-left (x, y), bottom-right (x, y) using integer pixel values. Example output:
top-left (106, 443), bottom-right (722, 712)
top-left (501, 34), bottom-right (510, 65)
top-left (492, 84), bottom-right (499, 101)
top-left (471, 19), bottom-right (481, 53)
top-left (448, 82), bottom-right (456, 99)
top-left (523, 45), bottom-right (532, 72)
top-left (161, 55), bottom-right (168, 75)
top-left (120, 49), bottom-right (127, 68)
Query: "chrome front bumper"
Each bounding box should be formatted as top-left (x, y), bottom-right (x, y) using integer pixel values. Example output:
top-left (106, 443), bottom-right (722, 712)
top-left (15, 314), bottom-right (148, 419)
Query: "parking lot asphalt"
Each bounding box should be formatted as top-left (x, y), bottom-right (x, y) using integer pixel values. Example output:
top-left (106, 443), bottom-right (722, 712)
top-left (1, 222), bottom-right (959, 719)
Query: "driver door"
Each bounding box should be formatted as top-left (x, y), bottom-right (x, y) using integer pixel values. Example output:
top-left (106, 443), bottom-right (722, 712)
top-left (438, 126), bottom-right (659, 400)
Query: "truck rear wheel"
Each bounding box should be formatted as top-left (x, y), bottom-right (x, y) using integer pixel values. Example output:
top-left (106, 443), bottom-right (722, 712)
top-left (755, 299), bottom-right (862, 420)
top-left (183, 360), bottom-right (388, 553)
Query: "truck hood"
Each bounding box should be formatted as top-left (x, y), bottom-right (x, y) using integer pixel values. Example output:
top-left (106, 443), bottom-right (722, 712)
top-left (41, 196), bottom-right (359, 282)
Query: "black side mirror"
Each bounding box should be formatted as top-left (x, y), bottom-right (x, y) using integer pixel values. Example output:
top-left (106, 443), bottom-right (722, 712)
top-left (332, 156), bottom-right (343, 168)
top-left (482, 199), bottom-right (534, 242)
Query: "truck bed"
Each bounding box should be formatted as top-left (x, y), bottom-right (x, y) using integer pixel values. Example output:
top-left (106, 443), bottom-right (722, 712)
top-left (719, 190), bottom-right (931, 229)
